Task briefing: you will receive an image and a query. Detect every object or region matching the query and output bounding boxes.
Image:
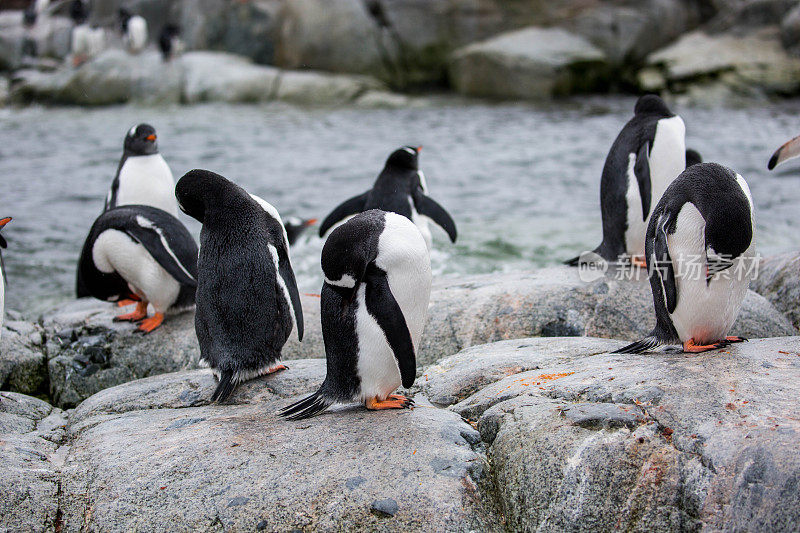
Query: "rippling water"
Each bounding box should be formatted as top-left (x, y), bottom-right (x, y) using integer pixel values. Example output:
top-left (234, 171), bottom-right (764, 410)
top-left (2, 97), bottom-right (800, 317)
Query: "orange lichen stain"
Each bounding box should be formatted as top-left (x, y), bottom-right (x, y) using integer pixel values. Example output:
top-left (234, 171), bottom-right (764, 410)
top-left (662, 427), bottom-right (674, 442)
top-left (536, 372), bottom-right (575, 381)
top-left (725, 403), bottom-right (736, 410)
top-left (412, 449), bottom-right (417, 455)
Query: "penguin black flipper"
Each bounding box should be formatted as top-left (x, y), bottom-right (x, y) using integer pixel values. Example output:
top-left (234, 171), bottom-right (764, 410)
top-left (634, 142), bottom-right (652, 221)
top-left (365, 267), bottom-right (416, 388)
top-left (412, 190), bottom-right (458, 243)
top-left (104, 156), bottom-right (127, 212)
top-left (276, 243), bottom-right (304, 341)
top-left (651, 212), bottom-right (677, 314)
top-left (117, 209), bottom-right (198, 288)
top-left (318, 192), bottom-right (368, 237)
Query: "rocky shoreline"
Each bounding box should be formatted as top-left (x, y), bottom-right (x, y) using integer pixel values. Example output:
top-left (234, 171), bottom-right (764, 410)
top-left (3, 0), bottom-right (800, 106)
top-left (3, 258), bottom-right (800, 530)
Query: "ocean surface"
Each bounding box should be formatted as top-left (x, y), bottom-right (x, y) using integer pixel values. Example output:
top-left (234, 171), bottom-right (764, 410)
top-left (2, 96), bottom-right (800, 317)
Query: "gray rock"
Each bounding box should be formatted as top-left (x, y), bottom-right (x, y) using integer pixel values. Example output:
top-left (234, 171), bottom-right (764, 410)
top-left (781, 4), bottom-right (800, 54)
top-left (38, 267), bottom-right (795, 407)
top-left (59, 363), bottom-right (496, 531)
top-left (448, 27), bottom-right (609, 100)
top-left (181, 51), bottom-right (280, 103)
top-left (274, 69), bottom-right (384, 105)
top-left (751, 251), bottom-right (800, 329)
top-left (644, 26), bottom-right (800, 100)
top-left (0, 11), bottom-right (72, 70)
top-left (0, 391), bottom-right (66, 533)
top-left (706, 0), bottom-right (798, 33)
top-left (423, 335), bottom-right (800, 530)
top-left (1, 319), bottom-right (47, 395)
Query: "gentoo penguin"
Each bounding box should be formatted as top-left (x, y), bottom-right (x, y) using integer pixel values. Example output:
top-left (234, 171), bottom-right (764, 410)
top-left (567, 95), bottom-right (686, 267)
top-left (119, 8), bottom-right (148, 54)
top-left (0, 217), bottom-right (12, 334)
top-left (768, 134), bottom-right (800, 170)
top-left (77, 205), bottom-right (198, 333)
top-left (104, 124), bottom-right (178, 217)
top-left (280, 209), bottom-right (432, 419)
top-left (685, 149), bottom-right (702, 167)
top-left (158, 23), bottom-right (183, 62)
top-left (69, 0), bottom-right (104, 67)
top-left (283, 216), bottom-right (317, 246)
top-left (614, 163), bottom-right (754, 354)
top-left (175, 170), bottom-right (304, 403)
top-left (317, 145), bottom-right (457, 250)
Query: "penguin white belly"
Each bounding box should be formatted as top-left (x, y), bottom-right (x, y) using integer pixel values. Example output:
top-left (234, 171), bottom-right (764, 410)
top-left (115, 154), bottom-right (178, 216)
top-left (356, 213), bottom-right (432, 401)
top-left (649, 116), bottom-right (686, 204)
top-left (92, 229), bottom-right (180, 312)
top-left (409, 196), bottom-right (433, 250)
top-left (624, 153), bottom-right (646, 258)
top-left (667, 204), bottom-right (754, 345)
top-left (126, 16), bottom-right (148, 53)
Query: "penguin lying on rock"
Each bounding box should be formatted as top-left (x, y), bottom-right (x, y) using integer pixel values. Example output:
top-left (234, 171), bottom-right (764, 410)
top-left (614, 163), bottom-right (754, 354)
top-left (176, 169), bottom-right (304, 403)
top-left (77, 205), bottom-right (198, 333)
top-left (318, 145), bottom-right (457, 250)
top-left (567, 95), bottom-right (686, 267)
top-left (280, 209), bottom-right (431, 419)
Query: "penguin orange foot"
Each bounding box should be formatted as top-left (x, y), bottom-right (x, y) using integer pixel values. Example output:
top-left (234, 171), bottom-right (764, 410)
top-left (137, 312), bottom-right (164, 333)
top-left (726, 336), bottom-right (748, 343)
top-left (114, 301), bottom-right (148, 322)
top-left (387, 394), bottom-right (414, 405)
top-left (366, 396), bottom-right (413, 410)
top-left (266, 364), bottom-right (288, 374)
top-left (683, 339), bottom-right (727, 353)
top-left (631, 255), bottom-right (648, 268)
top-left (117, 294), bottom-right (142, 307)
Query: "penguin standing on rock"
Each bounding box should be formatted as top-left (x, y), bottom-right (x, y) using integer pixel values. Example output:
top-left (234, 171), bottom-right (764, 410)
top-left (614, 163), bottom-right (755, 354)
top-left (567, 95), bottom-right (686, 267)
top-left (176, 170), bottom-right (304, 403)
top-left (119, 8), bottom-right (148, 54)
top-left (158, 23), bottom-right (183, 62)
top-left (318, 145), bottom-right (457, 250)
top-left (280, 209), bottom-right (431, 420)
top-left (77, 205), bottom-right (198, 333)
top-left (105, 124), bottom-right (178, 217)
top-left (0, 217), bottom-right (12, 334)
top-left (283, 216), bottom-right (317, 246)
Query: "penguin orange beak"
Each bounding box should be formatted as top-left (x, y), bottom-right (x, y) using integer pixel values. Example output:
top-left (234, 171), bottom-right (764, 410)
top-left (146, 134), bottom-right (157, 142)
top-left (416, 145), bottom-right (423, 152)
top-left (0, 217), bottom-right (11, 228)
top-left (304, 218), bottom-right (318, 227)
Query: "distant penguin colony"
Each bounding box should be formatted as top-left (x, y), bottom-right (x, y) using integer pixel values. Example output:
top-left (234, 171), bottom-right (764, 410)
top-left (614, 163), bottom-right (755, 354)
top-left (0, 217), bottom-right (12, 335)
top-left (280, 210), bottom-right (431, 419)
top-left (318, 145), bottom-right (457, 250)
top-left (176, 170), bottom-right (304, 402)
top-left (119, 8), bottom-right (148, 54)
top-left (158, 23), bottom-right (182, 62)
top-left (77, 205), bottom-right (198, 333)
top-left (567, 95), bottom-right (686, 267)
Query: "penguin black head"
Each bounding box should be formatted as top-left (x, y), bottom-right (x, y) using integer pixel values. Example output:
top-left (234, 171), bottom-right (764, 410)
top-left (24, 6), bottom-right (37, 28)
top-left (321, 210), bottom-right (383, 298)
top-left (161, 23), bottom-right (180, 38)
top-left (175, 169), bottom-right (235, 223)
top-left (634, 94), bottom-right (673, 117)
top-left (686, 149), bottom-right (702, 167)
top-left (70, 0), bottom-right (88, 25)
top-left (119, 8), bottom-right (132, 31)
top-left (124, 124), bottom-right (159, 156)
top-left (0, 217), bottom-right (11, 249)
top-left (385, 145), bottom-right (421, 171)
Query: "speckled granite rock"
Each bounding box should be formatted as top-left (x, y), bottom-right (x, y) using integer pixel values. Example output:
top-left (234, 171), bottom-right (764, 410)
top-left (420, 336), bottom-right (800, 531)
top-left (751, 250), bottom-right (800, 329)
top-left (1, 317), bottom-right (47, 395)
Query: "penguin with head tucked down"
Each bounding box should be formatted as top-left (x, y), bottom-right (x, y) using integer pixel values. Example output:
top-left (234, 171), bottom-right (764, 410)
top-left (0, 217), bottom-right (12, 334)
top-left (105, 123), bottom-right (177, 217)
top-left (176, 169), bottom-right (304, 403)
top-left (318, 145), bottom-right (457, 250)
top-left (614, 163), bottom-right (755, 354)
top-left (280, 209), bottom-right (431, 419)
top-left (77, 205), bottom-right (198, 333)
top-left (566, 95), bottom-right (686, 267)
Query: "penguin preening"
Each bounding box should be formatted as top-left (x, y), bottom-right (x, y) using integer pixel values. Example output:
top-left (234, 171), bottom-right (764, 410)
top-left (280, 209), bottom-right (431, 420)
top-left (768, 134), bottom-right (800, 170)
top-left (614, 163), bottom-right (754, 354)
top-left (105, 124), bottom-right (178, 217)
top-left (284, 216), bottom-right (317, 246)
top-left (175, 170), bottom-right (304, 403)
top-left (158, 23), bottom-right (183, 62)
top-left (0, 217), bottom-right (12, 334)
top-left (119, 8), bottom-right (148, 54)
top-left (567, 95), bottom-right (686, 267)
top-left (318, 145), bottom-right (457, 250)
top-left (77, 205), bottom-right (198, 333)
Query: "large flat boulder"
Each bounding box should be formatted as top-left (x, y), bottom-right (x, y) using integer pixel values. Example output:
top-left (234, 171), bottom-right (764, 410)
top-left (39, 267), bottom-right (796, 407)
top-left (59, 362), bottom-right (496, 531)
top-left (181, 51), bottom-right (281, 103)
top-left (448, 27), bottom-right (609, 100)
top-left (0, 391), bottom-right (67, 532)
top-left (420, 336), bottom-right (800, 530)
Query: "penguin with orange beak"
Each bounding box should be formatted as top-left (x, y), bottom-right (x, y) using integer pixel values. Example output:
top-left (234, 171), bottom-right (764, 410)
top-left (0, 216), bottom-right (12, 334)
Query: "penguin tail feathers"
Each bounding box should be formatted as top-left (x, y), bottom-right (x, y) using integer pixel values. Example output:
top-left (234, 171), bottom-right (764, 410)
top-left (278, 390), bottom-right (331, 420)
top-left (563, 255), bottom-right (581, 267)
top-left (211, 371), bottom-right (236, 403)
top-left (612, 336), bottom-right (663, 354)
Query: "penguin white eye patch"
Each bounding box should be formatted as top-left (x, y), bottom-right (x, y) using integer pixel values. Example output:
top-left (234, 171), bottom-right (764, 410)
top-left (325, 274), bottom-right (356, 288)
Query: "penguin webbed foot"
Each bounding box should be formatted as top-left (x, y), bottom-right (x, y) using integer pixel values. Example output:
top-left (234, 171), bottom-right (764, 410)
top-left (725, 336), bottom-right (748, 343)
top-left (683, 338), bottom-right (729, 354)
top-left (365, 394), bottom-right (414, 410)
top-left (114, 301), bottom-right (148, 322)
top-left (136, 312), bottom-right (164, 334)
